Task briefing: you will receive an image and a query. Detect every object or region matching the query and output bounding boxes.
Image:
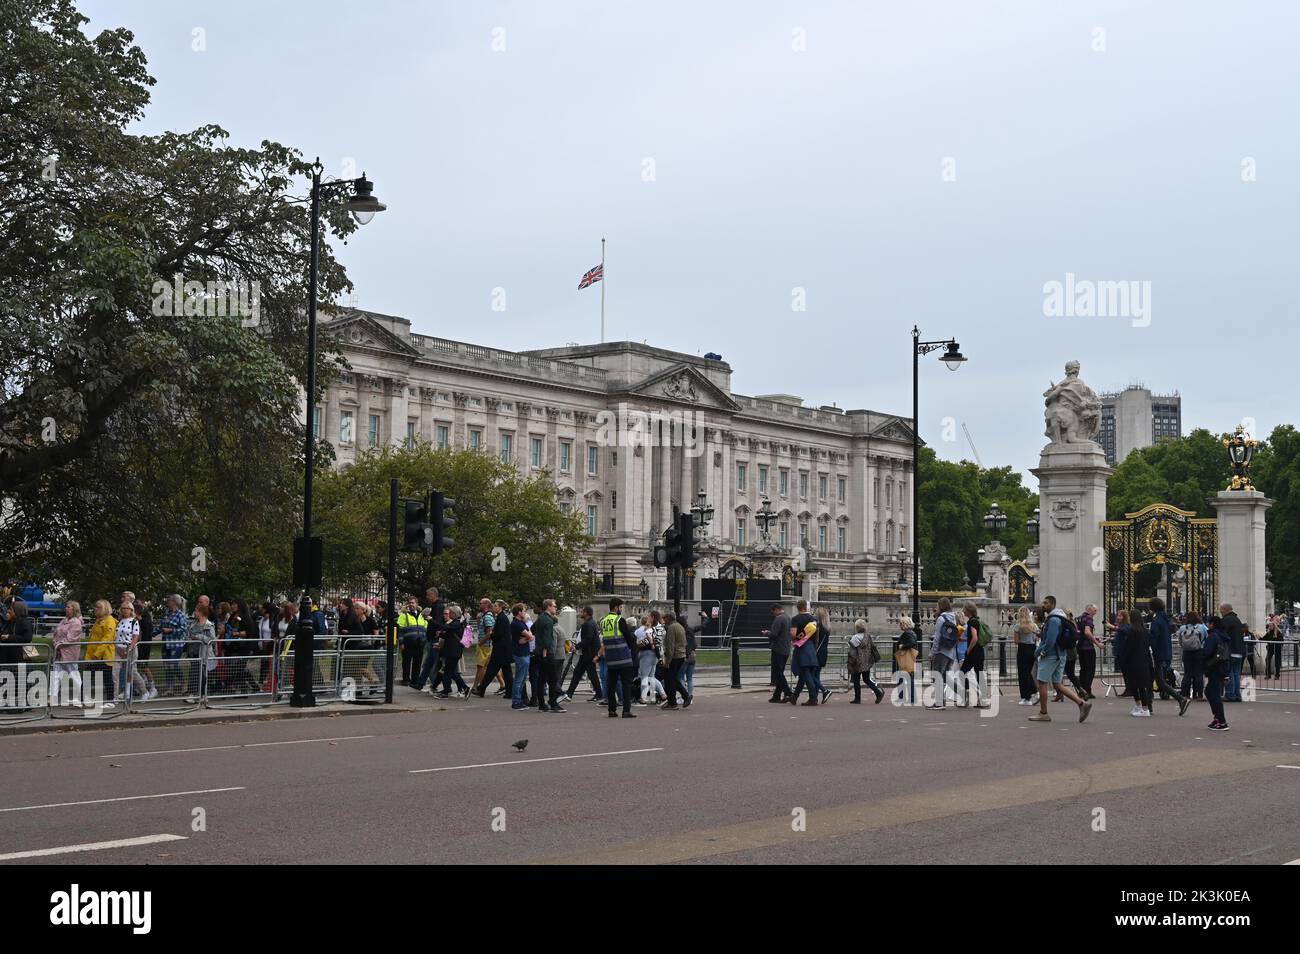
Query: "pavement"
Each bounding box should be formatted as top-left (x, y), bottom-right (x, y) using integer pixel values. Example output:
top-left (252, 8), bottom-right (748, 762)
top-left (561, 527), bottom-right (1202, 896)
top-left (2, 682), bottom-right (1298, 864)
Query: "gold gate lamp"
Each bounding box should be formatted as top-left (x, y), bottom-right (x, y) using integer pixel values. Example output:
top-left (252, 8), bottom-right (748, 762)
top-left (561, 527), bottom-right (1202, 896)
top-left (1223, 425), bottom-right (1258, 491)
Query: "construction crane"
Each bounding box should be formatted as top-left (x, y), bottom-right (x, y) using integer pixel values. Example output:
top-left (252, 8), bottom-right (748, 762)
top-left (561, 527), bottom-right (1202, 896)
top-left (962, 422), bottom-right (983, 467)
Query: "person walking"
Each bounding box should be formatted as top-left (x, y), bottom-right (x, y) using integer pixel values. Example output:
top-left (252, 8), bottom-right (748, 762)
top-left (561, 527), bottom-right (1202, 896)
top-left (813, 607), bottom-right (834, 705)
top-left (596, 598), bottom-right (637, 718)
top-left (1263, 615), bottom-right (1283, 680)
top-left (1013, 606), bottom-right (1040, 706)
top-left (1029, 595), bottom-right (1092, 723)
top-left (847, 618), bottom-right (883, 704)
top-left (471, 598), bottom-right (496, 694)
top-left (86, 600), bottom-right (117, 708)
top-left (635, 613), bottom-right (665, 705)
top-left (787, 599), bottom-right (817, 704)
top-left (1177, 611), bottom-right (1208, 700)
top-left (1220, 603), bottom-right (1245, 702)
top-left (1076, 604), bottom-right (1101, 701)
top-left (894, 614), bottom-right (919, 705)
top-left (533, 599), bottom-right (565, 712)
top-left (476, 599), bottom-right (515, 699)
top-left (564, 605), bottom-right (604, 703)
top-left (681, 612), bottom-right (701, 698)
top-left (927, 597), bottom-right (959, 710)
top-left (959, 602), bottom-right (991, 709)
top-left (50, 601), bottom-right (85, 707)
top-left (1147, 598), bottom-right (1190, 715)
top-left (133, 596), bottom-right (157, 701)
top-left (762, 603), bottom-right (793, 703)
top-left (436, 604), bottom-right (471, 698)
top-left (791, 615), bottom-right (823, 706)
top-left (410, 599), bottom-right (446, 694)
top-left (1202, 615), bottom-right (1231, 731)
top-left (1114, 608), bottom-right (1153, 717)
top-left (506, 603), bottom-right (532, 709)
top-left (660, 611), bottom-right (692, 709)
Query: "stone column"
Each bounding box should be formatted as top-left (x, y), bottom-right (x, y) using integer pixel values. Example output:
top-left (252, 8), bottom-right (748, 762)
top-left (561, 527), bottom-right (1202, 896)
top-left (1030, 442), bottom-right (1112, 615)
top-left (1212, 490), bottom-right (1272, 630)
top-left (657, 441), bottom-right (672, 534)
top-left (388, 378), bottom-right (408, 447)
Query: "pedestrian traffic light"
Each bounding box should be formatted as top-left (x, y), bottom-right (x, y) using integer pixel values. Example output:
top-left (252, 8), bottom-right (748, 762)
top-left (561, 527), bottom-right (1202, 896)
top-left (432, 490), bottom-right (456, 555)
top-left (678, 511), bottom-right (695, 569)
top-left (403, 500), bottom-right (432, 553)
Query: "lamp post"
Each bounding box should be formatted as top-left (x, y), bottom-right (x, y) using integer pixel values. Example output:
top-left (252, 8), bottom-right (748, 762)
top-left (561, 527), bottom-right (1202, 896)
top-left (1026, 507), bottom-right (1040, 544)
top-left (755, 496), bottom-right (777, 544)
top-left (897, 545), bottom-right (908, 589)
top-left (291, 161), bottom-right (386, 709)
top-left (983, 501), bottom-right (1007, 542)
top-left (911, 327), bottom-right (966, 623)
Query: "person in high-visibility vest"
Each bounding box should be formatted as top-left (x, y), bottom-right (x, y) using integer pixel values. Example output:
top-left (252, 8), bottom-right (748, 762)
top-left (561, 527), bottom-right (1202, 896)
top-left (396, 596), bottom-right (425, 686)
top-left (595, 597), bottom-right (637, 718)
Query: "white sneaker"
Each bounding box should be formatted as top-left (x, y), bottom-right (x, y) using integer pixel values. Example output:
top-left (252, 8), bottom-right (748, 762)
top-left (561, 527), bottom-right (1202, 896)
top-left (1130, 707), bottom-right (1142, 716)
top-left (1029, 694), bottom-right (1039, 704)
top-left (1137, 708), bottom-right (1152, 717)
top-left (102, 702), bottom-right (116, 709)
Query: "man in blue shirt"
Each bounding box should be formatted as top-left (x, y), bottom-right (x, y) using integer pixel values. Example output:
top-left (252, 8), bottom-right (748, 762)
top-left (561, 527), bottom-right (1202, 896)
top-left (1030, 595), bottom-right (1092, 724)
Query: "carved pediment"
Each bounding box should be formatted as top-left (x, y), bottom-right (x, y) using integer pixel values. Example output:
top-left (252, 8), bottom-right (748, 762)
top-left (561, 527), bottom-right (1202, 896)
top-left (870, 417), bottom-right (918, 444)
top-left (627, 364), bottom-right (740, 411)
top-left (325, 310), bottom-right (420, 358)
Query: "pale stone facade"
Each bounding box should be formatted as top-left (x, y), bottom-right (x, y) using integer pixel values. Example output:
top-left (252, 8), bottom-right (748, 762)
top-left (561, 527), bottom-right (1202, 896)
top-left (315, 309), bottom-right (917, 597)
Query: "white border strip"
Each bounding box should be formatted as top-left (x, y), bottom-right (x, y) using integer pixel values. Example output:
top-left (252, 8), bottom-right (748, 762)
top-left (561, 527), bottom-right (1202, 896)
top-left (0, 787), bottom-right (245, 814)
top-left (100, 735), bottom-right (374, 758)
top-left (0, 834), bottom-right (187, 861)
top-left (410, 747), bottom-right (664, 774)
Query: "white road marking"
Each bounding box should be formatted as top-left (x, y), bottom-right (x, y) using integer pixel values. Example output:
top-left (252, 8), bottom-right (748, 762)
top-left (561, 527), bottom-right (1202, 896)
top-left (1275, 765), bottom-right (1300, 770)
top-left (0, 787), bottom-right (245, 813)
top-left (100, 735), bottom-right (374, 759)
top-left (410, 747), bottom-right (664, 774)
top-left (0, 834), bottom-right (186, 861)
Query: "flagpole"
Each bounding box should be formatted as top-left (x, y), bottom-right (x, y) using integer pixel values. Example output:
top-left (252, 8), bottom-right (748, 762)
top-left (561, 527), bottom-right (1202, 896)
top-left (600, 236), bottom-right (606, 343)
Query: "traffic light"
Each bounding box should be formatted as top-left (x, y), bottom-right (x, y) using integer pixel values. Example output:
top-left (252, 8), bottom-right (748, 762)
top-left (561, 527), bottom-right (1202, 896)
top-left (403, 500), bottom-right (432, 553)
top-left (677, 511), bottom-right (695, 568)
top-left (654, 521), bottom-right (680, 568)
top-left (432, 490), bottom-right (456, 555)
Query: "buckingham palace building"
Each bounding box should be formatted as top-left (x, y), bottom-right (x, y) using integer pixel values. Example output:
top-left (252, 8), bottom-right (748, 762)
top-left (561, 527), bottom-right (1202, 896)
top-left (316, 308), bottom-right (918, 600)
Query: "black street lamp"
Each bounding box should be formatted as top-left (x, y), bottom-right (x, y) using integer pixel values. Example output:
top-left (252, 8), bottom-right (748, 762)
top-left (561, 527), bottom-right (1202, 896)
top-left (897, 545), bottom-right (908, 587)
top-left (1026, 507), bottom-right (1040, 544)
top-left (911, 327), bottom-right (966, 623)
top-left (292, 161), bottom-right (386, 709)
top-left (983, 501), bottom-right (1008, 541)
top-left (755, 496), bottom-right (778, 544)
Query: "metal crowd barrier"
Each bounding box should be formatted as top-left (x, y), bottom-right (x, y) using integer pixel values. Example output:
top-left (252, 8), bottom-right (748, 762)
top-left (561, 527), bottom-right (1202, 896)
top-left (0, 644), bottom-right (52, 726)
top-left (204, 638), bottom-right (276, 709)
top-left (337, 636), bottom-right (388, 702)
top-left (273, 636), bottom-right (340, 703)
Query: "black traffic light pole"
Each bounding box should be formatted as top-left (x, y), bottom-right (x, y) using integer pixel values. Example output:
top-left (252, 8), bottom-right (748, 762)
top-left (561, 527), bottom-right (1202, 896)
top-left (385, 478), bottom-right (397, 705)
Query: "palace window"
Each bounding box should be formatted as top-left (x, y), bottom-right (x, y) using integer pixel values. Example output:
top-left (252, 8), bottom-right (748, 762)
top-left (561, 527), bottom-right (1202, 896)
top-left (560, 441), bottom-right (572, 473)
top-left (339, 410), bottom-right (353, 445)
top-left (779, 468), bottom-right (788, 497)
top-left (737, 462), bottom-right (747, 492)
top-left (587, 505), bottom-right (598, 537)
top-left (758, 465), bottom-right (768, 493)
top-left (469, 428), bottom-right (481, 451)
top-left (531, 437), bottom-right (543, 469)
top-left (500, 432), bottom-right (513, 462)
top-left (367, 414), bottom-right (380, 447)
top-left (436, 425), bottom-right (449, 450)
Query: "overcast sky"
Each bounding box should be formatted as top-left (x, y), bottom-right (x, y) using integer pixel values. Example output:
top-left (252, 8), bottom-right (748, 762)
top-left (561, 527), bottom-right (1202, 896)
top-left (81, 0), bottom-right (1300, 485)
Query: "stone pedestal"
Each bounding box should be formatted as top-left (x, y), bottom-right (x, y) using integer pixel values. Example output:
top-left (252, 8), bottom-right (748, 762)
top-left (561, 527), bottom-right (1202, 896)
top-left (1212, 490), bottom-right (1272, 630)
top-left (979, 542), bottom-right (1010, 603)
top-left (1030, 442), bottom-right (1112, 614)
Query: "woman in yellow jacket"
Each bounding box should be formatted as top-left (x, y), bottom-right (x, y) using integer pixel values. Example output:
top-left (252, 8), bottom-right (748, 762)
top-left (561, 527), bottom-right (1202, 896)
top-left (85, 599), bottom-right (118, 708)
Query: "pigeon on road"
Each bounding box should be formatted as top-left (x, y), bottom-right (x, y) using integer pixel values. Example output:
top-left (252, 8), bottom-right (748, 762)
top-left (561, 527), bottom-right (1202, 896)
top-left (512, 739), bottom-right (528, 752)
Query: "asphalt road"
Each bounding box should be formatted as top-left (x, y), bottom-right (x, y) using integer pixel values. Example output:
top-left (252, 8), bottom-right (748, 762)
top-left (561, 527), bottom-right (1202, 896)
top-left (2, 683), bottom-right (1298, 865)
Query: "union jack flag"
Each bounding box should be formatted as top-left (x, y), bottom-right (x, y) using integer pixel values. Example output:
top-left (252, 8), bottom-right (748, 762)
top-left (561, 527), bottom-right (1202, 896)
top-left (577, 264), bottom-right (603, 289)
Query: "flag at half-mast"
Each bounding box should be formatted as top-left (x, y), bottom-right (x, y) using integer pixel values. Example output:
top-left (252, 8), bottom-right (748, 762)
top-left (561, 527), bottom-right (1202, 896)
top-left (577, 263), bottom-right (604, 289)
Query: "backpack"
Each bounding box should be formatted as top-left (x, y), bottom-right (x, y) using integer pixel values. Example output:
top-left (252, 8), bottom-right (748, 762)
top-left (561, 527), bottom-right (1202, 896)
top-left (1056, 616), bottom-right (1078, 652)
top-left (1209, 636), bottom-right (1231, 670)
top-left (1178, 624), bottom-right (1205, 652)
top-left (866, 636), bottom-right (881, 666)
top-left (936, 616), bottom-right (959, 651)
top-left (974, 618), bottom-right (993, 648)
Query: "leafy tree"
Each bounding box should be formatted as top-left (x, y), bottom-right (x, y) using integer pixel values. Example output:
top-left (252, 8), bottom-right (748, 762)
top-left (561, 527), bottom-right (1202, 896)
top-left (1251, 425), bottom-right (1300, 608)
top-left (0, 0), bottom-right (356, 600)
top-left (314, 445), bottom-right (593, 608)
top-left (1106, 429), bottom-right (1230, 519)
top-left (915, 448), bottom-right (1036, 590)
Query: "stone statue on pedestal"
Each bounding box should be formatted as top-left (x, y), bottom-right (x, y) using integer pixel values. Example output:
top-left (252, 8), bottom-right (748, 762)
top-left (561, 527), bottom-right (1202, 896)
top-left (1043, 360), bottom-right (1102, 446)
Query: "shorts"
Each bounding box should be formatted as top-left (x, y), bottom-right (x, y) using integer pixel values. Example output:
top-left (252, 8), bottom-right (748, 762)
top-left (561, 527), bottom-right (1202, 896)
top-left (1036, 653), bottom-right (1066, 686)
top-left (475, 644), bottom-right (491, 666)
